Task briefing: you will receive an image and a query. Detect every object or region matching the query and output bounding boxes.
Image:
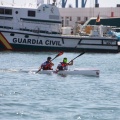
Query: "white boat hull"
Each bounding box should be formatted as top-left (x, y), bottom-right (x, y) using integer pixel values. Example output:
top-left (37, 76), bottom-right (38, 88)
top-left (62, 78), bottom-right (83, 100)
top-left (37, 70), bottom-right (53, 75)
top-left (0, 30), bottom-right (119, 53)
top-left (37, 68), bottom-right (100, 77)
top-left (56, 68), bottom-right (100, 77)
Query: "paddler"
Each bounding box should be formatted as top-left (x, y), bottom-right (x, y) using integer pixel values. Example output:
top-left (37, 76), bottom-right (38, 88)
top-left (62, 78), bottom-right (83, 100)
top-left (56, 57), bottom-right (73, 71)
top-left (36, 57), bottom-right (54, 73)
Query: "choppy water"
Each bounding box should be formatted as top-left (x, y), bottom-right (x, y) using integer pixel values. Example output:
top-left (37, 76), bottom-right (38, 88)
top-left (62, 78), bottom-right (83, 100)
top-left (0, 51), bottom-right (120, 120)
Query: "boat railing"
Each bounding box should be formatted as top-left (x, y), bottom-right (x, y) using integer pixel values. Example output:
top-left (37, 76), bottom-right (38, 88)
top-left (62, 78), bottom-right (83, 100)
top-left (19, 27), bottom-right (62, 36)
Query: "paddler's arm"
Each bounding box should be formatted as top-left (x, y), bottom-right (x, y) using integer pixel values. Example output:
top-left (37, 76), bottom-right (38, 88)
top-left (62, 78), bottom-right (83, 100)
top-left (54, 64), bottom-right (61, 73)
top-left (36, 65), bottom-right (42, 73)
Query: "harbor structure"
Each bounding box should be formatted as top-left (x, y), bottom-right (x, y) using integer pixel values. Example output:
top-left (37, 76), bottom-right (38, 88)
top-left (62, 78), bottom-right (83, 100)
top-left (59, 7), bottom-right (120, 27)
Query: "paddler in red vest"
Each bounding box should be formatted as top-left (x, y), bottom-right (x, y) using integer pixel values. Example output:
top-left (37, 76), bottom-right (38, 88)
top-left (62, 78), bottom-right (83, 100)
top-left (57, 57), bottom-right (73, 71)
top-left (37, 57), bottom-right (54, 72)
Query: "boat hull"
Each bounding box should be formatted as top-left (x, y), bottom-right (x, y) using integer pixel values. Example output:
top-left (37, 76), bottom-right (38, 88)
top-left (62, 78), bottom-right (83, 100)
top-left (37, 68), bottom-right (100, 77)
top-left (37, 70), bottom-right (53, 75)
top-left (56, 68), bottom-right (100, 77)
top-left (0, 30), bottom-right (119, 53)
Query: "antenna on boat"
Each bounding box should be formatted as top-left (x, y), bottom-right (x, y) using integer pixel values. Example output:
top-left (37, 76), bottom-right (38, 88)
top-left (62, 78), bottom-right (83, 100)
top-left (52, 0), bottom-right (56, 5)
top-left (47, 0), bottom-right (50, 4)
top-left (1, 1), bottom-right (3, 5)
top-left (37, 0), bottom-right (44, 6)
top-left (12, 0), bottom-right (14, 6)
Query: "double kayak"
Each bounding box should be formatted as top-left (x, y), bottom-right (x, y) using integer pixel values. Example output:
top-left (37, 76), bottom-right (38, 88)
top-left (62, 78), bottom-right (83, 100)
top-left (0, 68), bottom-right (100, 77)
top-left (37, 68), bottom-right (100, 77)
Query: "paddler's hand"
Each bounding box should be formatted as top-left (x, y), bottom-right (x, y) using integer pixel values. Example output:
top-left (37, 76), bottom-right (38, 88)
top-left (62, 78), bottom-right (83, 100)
top-left (50, 61), bottom-right (54, 66)
top-left (68, 60), bottom-right (73, 65)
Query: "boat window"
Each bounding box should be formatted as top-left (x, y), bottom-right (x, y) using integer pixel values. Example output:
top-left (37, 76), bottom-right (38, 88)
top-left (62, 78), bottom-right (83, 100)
top-left (0, 8), bottom-right (4, 14)
top-left (10, 33), bottom-right (14, 36)
top-left (84, 17), bottom-right (88, 21)
top-left (15, 11), bottom-right (18, 14)
top-left (70, 16), bottom-right (72, 21)
top-left (62, 19), bottom-right (64, 27)
top-left (61, 17), bottom-right (64, 27)
top-left (77, 17), bottom-right (81, 21)
top-left (5, 9), bottom-right (12, 15)
top-left (65, 16), bottom-right (69, 26)
top-left (0, 8), bottom-right (12, 15)
top-left (28, 11), bottom-right (35, 17)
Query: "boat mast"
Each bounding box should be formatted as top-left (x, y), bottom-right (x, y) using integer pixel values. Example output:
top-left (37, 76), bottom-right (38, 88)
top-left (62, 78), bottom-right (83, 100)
top-left (47, 0), bottom-right (50, 4)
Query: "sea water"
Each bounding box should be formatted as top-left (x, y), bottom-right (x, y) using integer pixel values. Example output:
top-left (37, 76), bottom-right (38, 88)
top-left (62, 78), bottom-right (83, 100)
top-left (0, 51), bottom-right (120, 120)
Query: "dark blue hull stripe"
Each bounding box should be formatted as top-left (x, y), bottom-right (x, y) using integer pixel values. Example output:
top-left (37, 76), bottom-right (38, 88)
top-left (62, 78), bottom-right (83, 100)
top-left (20, 18), bottom-right (61, 23)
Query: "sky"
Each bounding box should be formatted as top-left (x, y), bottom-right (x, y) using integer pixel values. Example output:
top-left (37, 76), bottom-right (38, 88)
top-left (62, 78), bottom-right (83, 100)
top-left (1, 0), bottom-right (120, 8)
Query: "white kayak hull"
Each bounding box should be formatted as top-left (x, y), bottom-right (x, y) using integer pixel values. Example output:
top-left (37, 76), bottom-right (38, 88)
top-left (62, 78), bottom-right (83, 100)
top-left (37, 68), bottom-right (100, 77)
top-left (56, 68), bottom-right (100, 77)
top-left (37, 70), bottom-right (53, 74)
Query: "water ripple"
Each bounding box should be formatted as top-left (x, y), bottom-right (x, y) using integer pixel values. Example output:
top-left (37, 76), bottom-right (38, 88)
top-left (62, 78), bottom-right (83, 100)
top-left (0, 52), bottom-right (120, 120)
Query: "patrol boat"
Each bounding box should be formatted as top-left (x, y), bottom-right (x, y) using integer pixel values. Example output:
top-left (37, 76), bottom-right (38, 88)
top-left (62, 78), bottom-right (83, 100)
top-left (0, 0), bottom-right (120, 53)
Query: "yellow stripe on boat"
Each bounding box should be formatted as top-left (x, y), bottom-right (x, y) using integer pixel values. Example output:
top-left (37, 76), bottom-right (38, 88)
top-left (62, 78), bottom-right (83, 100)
top-left (0, 33), bottom-right (12, 50)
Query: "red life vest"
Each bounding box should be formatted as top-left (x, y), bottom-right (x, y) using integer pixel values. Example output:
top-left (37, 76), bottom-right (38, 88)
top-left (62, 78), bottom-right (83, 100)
top-left (57, 62), bottom-right (68, 70)
top-left (42, 61), bottom-right (53, 70)
top-left (61, 62), bottom-right (67, 67)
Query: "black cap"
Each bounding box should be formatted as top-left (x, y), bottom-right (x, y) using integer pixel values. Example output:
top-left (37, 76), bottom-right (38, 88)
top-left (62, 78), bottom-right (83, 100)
top-left (47, 57), bottom-right (52, 60)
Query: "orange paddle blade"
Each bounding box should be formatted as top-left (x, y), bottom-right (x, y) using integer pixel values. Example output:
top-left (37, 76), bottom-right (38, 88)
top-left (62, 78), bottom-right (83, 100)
top-left (58, 51), bottom-right (63, 56)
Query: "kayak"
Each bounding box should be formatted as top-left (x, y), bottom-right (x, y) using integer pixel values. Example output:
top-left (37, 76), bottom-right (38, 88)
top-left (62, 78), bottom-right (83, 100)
top-left (37, 68), bottom-right (100, 77)
top-left (0, 68), bottom-right (100, 77)
top-left (55, 68), bottom-right (100, 77)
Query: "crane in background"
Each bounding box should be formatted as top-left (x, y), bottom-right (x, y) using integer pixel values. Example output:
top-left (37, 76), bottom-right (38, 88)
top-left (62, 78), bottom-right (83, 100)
top-left (61, 0), bottom-right (67, 8)
top-left (61, 0), bottom-right (99, 8)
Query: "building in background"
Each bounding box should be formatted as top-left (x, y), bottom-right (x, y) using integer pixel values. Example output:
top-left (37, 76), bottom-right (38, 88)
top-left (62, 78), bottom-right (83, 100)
top-left (59, 6), bottom-right (120, 27)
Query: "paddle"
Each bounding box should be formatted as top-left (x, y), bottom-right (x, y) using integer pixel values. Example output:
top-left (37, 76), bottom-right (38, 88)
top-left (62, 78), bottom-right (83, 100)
top-left (36, 51), bottom-right (63, 73)
top-left (51, 51), bottom-right (64, 61)
top-left (68, 52), bottom-right (85, 64)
